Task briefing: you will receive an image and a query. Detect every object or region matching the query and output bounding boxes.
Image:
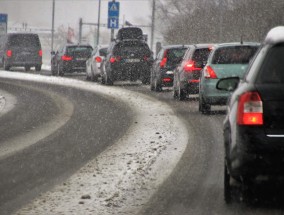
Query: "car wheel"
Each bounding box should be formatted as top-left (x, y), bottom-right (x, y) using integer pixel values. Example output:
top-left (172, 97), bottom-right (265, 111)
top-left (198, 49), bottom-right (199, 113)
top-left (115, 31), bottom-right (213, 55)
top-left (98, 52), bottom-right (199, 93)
top-left (3, 59), bottom-right (10, 71)
top-left (57, 64), bottom-right (64, 76)
top-left (224, 162), bottom-right (232, 204)
top-left (150, 74), bottom-right (155, 91)
top-left (173, 88), bottom-right (178, 98)
top-left (105, 73), bottom-right (113, 85)
top-left (154, 77), bottom-right (162, 92)
top-left (86, 69), bottom-right (91, 81)
top-left (178, 86), bottom-right (186, 101)
top-left (199, 95), bottom-right (211, 114)
top-left (35, 65), bottom-right (41, 72)
top-left (25, 66), bottom-right (31, 71)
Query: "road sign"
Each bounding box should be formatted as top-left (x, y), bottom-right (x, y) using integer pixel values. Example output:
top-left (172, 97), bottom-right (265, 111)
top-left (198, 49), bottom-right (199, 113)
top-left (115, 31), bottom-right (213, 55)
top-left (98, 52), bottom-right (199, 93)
top-left (108, 17), bottom-right (119, 29)
top-left (0, 14), bottom-right (7, 35)
top-left (108, 1), bottom-right (119, 29)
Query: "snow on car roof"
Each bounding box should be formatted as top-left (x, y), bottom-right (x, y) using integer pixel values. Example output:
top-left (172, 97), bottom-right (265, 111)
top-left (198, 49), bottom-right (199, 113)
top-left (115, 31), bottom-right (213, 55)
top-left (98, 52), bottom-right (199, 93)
top-left (265, 26), bottom-right (284, 44)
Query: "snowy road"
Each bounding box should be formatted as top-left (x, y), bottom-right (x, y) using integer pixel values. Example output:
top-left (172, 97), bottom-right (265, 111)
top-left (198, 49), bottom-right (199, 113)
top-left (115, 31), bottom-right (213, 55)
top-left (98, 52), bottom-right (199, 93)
top-left (0, 72), bottom-right (188, 215)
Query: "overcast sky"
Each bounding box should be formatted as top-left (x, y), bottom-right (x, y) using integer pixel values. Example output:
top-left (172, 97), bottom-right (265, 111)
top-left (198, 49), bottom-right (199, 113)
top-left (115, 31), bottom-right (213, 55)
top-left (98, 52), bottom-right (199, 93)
top-left (1, 0), bottom-right (152, 35)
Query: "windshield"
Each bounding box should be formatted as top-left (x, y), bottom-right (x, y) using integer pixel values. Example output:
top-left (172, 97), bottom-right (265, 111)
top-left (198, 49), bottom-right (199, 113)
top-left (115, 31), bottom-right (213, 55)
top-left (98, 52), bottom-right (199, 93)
top-left (1, 1), bottom-right (284, 215)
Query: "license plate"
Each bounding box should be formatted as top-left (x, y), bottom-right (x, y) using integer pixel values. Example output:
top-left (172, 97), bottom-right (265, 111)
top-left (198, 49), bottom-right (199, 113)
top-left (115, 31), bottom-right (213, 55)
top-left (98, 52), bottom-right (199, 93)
top-left (125, 59), bottom-right (140, 63)
top-left (76, 58), bottom-right (86, 61)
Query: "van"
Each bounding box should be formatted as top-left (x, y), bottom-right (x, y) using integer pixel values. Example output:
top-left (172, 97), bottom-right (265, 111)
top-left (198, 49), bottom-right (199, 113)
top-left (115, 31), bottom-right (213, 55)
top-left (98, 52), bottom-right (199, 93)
top-left (0, 33), bottom-right (42, 71)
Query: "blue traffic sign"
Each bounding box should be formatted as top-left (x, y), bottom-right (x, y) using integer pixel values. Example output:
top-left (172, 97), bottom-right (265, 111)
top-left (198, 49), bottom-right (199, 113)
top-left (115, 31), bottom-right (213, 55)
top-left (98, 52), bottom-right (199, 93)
top-left (0, 14), bottom-right (7, 22)
top-left (108, 17), bottom-right (119, 29)
top-left (108, 1), bottom-right (120, 29)
top-left (108, 2), bottom-right (120, 18)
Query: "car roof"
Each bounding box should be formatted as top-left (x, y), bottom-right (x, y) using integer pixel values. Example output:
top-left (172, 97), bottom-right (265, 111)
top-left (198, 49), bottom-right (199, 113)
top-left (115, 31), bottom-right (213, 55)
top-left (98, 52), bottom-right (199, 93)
top-left (161, 44), bottom-right (193, 49)
top-left (65, 43), bottom-right (92, 47)
top-left (213, 42), bottom-right (260, 48)
top-left (264, 26), bottom-right (284, 45)
top-left (194, 43), bottom-right (215, 49)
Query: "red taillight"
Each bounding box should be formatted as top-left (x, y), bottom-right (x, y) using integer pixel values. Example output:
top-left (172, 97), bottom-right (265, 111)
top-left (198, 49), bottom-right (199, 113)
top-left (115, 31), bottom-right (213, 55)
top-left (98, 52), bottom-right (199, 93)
top-left (204, 65), bottom-right (217, 79)
top-left (95, 56), bottom-right (102, 63)
top-left (39, 50), bottom-right (42, 57)
top-left (109, 56), bottom-right (121, 63)
top-left (160, 57), bottom-right (167, 68)
top-left (6, 50), bottom-right (12, 57)
top-left (183, 60), bottom-right (202, 72)
top-left (163, 77), bottom-right (172, 82)
top-left (61, 55), bottom-right (73, 61)
top-left (237, 92), bottom-right (263, 125)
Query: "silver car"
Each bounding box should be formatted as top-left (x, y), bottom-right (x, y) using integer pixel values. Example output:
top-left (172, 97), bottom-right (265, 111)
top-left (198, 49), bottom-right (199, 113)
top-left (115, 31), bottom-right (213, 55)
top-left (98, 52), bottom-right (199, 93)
top-left (86, 45), bottom-right (108, 82)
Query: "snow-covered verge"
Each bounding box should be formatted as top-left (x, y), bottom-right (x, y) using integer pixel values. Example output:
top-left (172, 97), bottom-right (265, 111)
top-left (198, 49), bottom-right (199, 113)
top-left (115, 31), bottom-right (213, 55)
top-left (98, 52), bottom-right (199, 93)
top-left (0, 89), bottom-right (17, 117)
top-left (0, 71), bottom-right (188, 215)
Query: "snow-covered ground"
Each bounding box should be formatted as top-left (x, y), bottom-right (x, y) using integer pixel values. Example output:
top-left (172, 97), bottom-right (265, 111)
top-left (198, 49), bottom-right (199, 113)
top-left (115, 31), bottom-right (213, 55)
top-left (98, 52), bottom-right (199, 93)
top-left (0, 71), bottom-right (189, 215)
top-left (0, 89), bottom-right (17, 117)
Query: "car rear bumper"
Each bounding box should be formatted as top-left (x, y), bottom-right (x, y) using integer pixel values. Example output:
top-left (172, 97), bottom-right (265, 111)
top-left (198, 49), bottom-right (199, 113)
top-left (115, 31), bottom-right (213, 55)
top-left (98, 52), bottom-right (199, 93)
top-left (229, 126), bottom-right (284, 178)
top-left (6, 58), bottom-right (42, 67)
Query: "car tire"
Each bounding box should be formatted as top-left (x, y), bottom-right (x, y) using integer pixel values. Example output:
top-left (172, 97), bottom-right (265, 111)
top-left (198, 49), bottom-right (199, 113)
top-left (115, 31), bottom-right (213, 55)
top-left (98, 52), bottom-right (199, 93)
top-left (25, 66), bottom-right (31, 72)
top-left (3, 59), bottom-right (10, 71)
top-left (57, 65), bottom-right (64, 77)
top-left (154, 77), bottom-right (162, 92)
top-left (199, 95), bottom-right (211, 114)
top-left (105, 73), bottom-right (113, 85)
top-left (224, 162), bottom-right (232, 204)
top-left (178, 86), bottom-right (187, 101)
top-left (150, 74), bottom-right (155, 91)
top-left (173, 88), bottom-right (178, 98)
top-left (35, 65), bottom-right (41, 72)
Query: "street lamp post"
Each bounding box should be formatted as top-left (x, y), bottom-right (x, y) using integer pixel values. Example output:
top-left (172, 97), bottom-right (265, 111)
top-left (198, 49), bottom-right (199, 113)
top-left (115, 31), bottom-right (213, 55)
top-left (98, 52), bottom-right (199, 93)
top-left (96, 0), bottom-right (101, 46)
top-left (51, 0), bottom-right (55, 52)
top-left (150, 0), bottom-right (155, 50)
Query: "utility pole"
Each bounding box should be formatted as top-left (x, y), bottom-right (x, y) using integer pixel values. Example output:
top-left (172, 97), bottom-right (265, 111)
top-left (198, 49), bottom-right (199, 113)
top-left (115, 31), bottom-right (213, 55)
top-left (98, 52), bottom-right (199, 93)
top-left (151, 0), bottom-right (155, 50)
top-left (96, 0), bottom-right (101, 46)
top-left (51, 0), bottom-right (55, 52)
top-left (79, 18), bottom-right (83, 43)
top-left (110, 0), bottom-right (115, 41)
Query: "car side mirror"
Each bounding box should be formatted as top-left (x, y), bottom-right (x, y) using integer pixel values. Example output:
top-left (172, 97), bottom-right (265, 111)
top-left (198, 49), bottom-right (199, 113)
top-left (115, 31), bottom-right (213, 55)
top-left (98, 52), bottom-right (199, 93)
top-left (216, 77), bottom-right (240, 92)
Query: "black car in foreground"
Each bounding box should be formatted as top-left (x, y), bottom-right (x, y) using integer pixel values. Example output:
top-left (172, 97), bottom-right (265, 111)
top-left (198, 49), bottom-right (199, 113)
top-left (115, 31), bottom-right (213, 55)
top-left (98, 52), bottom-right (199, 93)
top-left (150, 45), bottom-right (190, 92)
top-left (51, 44), bottom-right (93, 76)
top-left (216, 26), bottom-right (284, 203)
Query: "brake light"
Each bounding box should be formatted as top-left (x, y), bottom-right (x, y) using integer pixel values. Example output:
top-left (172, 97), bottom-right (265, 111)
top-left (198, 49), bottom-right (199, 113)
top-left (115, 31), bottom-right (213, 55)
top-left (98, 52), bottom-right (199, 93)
top-left (110, 56), bottom-right (121, 63)
top-left (95, 56), bottom-right (102, 63)
top-left (160, 57), bottom-right (167, 68)
top-left (204, 65), bottom-right (217, 79)
top-left (6, 50), bottom-right (12, 57)
top-left (39, 50), bottom-right (43, 57)
top-left (61, 55), bottom-right (72, 61)
top-left (163, 77), bottom-right (172, 82)
top-left (237, 91), bottom-right (263, 125)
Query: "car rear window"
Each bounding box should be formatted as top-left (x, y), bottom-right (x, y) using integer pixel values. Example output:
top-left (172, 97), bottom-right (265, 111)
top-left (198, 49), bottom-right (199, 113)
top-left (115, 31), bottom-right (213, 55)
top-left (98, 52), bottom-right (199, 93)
top-left (67, 46), bottom-right (93, 56)
top-left (8, 34), bottom-right (40, 48)
top-left (212, 46), bottom-right (259, 64)
top-left (166, 48), bottom-right (187, 67)
top-left (258, 44), bottom-right (284, 84)
top-left (192, 48), bottom-right (211, 64)
top-left (113, 41), bottom-right (151, 56)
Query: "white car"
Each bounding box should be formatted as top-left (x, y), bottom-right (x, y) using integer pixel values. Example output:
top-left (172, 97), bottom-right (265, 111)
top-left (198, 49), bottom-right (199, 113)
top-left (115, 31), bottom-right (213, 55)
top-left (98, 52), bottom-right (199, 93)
top-left (86, 45), bottom-right (108, 82)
